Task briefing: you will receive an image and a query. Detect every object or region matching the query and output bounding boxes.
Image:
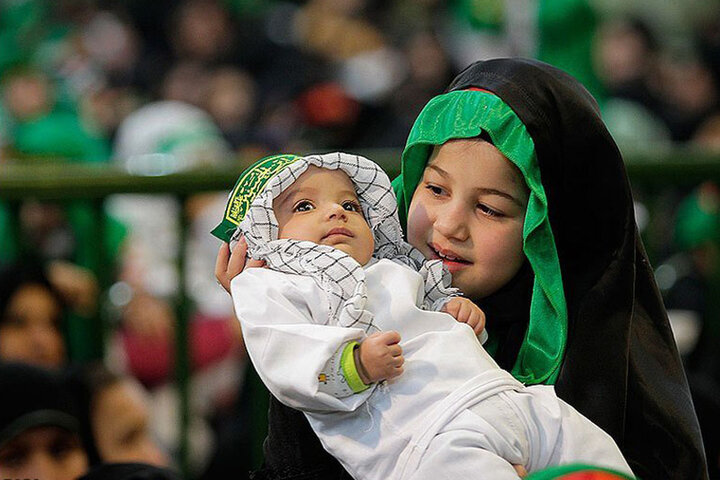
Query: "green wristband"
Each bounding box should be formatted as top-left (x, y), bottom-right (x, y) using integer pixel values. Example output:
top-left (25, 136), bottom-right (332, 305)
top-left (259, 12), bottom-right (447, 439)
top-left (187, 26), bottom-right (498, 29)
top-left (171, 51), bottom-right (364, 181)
top-left (341, 341), bottom-right (371, 393)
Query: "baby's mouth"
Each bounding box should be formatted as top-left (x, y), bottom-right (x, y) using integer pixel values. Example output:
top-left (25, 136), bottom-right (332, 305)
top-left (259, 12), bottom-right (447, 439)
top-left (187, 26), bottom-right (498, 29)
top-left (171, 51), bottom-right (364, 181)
top-left (323, 227), bottom-right (354, 240)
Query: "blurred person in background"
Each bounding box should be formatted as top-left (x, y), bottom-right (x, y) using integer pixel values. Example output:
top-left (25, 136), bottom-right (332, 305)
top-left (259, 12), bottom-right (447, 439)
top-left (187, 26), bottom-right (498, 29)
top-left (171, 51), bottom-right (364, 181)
top-left (67, 363), bottom-right (170, 469)
top-left (0, 62), bottom-right (122, 276)
top-left (1, 67), bottom-right (109, 163)
top-left (658, 183), bottom-right (720, 477)
top-left (594, 17), bottom-right (661, 113)
top-left (0, 200), bottom-right (119, 362)
top-left (204, 66), bottom-right (259, 151)
top-left (0, 361), bottom-right (89, 480)
top-left (79, 462), bottom-right (181, 480)
top-left (106, 79), bottom-right (246, 475)
top-left (593, 17), bottom-right (672, 150)
top-left (359, 30), bottom-right (457, 148)
top-left (0, 18), bottom-right (124, 360)
top-left (656, 54), bottom-right (719, 142)
top-left (170, 0), bottom-right (240, 66)
top-left (661, 183), bottom-right (720, 359)
top-left (438, 0), bottom-right (603, 101)
top-left (0, 261), bottom-right (68, 369)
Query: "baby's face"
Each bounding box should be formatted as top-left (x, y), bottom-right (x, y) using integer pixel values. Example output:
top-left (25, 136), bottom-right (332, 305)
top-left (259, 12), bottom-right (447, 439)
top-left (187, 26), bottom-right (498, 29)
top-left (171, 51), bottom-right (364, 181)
top-left (273, 166), bottom-right (374, 265)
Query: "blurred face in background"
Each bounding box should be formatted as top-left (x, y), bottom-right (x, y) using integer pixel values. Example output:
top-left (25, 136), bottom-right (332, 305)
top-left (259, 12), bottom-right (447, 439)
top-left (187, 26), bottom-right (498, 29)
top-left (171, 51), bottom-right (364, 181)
top-left (0, 426), bottom-right (88, 480)
top-left (3, 71), bottom-right (52, 121)
top-left (0, 283), bottom-right (65, 368)
top-left (91, 379), bottom-right (169, 467)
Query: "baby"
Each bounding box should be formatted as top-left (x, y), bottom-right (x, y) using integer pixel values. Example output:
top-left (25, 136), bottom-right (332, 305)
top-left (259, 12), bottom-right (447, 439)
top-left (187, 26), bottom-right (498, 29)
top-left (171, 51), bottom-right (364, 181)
top-left (212, 152), bottom-right (634, 480)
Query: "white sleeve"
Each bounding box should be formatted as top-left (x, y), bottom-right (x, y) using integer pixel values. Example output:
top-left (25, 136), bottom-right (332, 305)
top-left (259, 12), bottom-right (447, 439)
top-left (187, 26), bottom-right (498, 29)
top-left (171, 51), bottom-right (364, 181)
top-left (230, 269), bottom-right (374, 413)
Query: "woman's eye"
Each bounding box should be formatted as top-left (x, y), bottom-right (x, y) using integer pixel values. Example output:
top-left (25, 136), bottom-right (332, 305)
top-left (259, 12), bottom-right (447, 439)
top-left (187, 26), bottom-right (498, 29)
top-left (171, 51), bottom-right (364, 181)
top-left (342, 201), bottom-right (361, 212)
top-left (425, 184), bottom-right (444, 196)
top-left (0, 447), bottom-right (26, 468)
top-left (50, 439), bottom-right (75, 459)
top-left (477, 203), bottom-right (503, 218)
top-left (293, 201), bottom-right (314, 212)
top-left (2, 313), bottom-right (27, 328)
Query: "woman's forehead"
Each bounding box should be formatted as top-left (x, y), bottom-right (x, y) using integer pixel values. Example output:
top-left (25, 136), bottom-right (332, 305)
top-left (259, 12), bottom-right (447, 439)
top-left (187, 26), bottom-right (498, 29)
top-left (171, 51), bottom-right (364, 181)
top-left (432, 139), bottom-right (525, 179)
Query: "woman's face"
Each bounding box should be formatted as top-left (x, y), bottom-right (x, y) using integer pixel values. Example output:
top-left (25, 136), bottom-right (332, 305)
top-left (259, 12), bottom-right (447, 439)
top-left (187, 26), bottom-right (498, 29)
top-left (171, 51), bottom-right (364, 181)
top-left (407, 139), bottom-right (528, 300)
top-left (91, 379), bottom-right (169, 467)
top-left (0, 284), bottom-right (65, 368)
top-left (0, 426), bottom-right (88, 480)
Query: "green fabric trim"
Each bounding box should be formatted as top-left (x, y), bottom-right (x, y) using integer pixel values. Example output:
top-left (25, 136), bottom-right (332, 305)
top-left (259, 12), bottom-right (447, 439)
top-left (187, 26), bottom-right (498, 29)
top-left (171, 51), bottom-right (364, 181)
top-left (396, 90), bottom-right (567, 385)
top-left (211, 154), bottom-right (302, 242)
top-left (525, 463), bottom-right (636, 480)
top-left (341, 341), bottom-right (370, 393)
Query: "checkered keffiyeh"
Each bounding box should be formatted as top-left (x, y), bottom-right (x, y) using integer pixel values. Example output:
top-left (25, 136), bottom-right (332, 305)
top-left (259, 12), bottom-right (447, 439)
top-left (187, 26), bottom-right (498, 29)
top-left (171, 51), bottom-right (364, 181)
top-left (230, 152), bottom-right (457, 331)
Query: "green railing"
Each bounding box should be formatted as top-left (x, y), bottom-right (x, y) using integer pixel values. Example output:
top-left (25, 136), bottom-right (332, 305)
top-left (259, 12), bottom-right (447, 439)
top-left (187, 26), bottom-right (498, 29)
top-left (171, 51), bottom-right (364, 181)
top-left (3, 146), bottom-right (720, 477)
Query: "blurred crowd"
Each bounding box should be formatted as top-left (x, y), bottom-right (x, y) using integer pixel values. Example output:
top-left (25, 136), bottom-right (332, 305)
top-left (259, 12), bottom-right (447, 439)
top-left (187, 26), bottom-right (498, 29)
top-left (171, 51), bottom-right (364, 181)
top-left (1, 0), bottom-right (720, 158)
top-left (2, 0), bottom-right (720, 479)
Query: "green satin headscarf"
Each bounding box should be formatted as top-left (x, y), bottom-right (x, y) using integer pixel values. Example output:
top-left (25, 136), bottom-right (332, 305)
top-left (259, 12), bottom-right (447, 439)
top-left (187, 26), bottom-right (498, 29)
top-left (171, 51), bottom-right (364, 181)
top-left (392, 89), bottom-right (567, 385)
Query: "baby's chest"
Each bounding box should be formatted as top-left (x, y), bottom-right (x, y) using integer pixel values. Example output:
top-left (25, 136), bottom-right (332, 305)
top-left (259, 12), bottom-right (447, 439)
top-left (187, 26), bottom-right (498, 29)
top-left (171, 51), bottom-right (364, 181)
top-left (364, 263), bottom-right (456, 338)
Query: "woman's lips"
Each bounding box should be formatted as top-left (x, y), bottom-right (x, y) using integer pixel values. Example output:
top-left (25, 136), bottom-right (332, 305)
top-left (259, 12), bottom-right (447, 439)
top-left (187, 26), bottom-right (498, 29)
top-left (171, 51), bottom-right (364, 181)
top-left (429, 243), bottom-right (471, 273)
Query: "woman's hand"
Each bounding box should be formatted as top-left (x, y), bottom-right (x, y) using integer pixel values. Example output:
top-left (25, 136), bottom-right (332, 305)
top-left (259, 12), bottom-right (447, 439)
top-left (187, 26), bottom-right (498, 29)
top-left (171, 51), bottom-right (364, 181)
top-left (214, 236), bottom-right (266, 293)
top-left (442, 297), bottom-right (486, 336)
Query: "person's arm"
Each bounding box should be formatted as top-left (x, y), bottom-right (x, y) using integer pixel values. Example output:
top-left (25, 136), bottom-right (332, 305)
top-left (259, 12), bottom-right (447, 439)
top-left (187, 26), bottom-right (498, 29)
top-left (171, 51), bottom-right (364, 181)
top-left (231, 268), bottom-right (375, 413)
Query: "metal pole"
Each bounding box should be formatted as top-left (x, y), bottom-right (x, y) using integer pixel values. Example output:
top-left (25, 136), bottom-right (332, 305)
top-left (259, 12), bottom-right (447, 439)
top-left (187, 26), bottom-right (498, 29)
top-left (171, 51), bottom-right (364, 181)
top-left (175, 194), bottom-right (191, 478)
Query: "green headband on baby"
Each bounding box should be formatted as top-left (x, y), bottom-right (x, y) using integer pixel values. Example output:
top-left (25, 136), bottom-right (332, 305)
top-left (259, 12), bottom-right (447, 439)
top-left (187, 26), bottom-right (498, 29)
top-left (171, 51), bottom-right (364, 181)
top-left (211, 154), bottom-right (302, 242)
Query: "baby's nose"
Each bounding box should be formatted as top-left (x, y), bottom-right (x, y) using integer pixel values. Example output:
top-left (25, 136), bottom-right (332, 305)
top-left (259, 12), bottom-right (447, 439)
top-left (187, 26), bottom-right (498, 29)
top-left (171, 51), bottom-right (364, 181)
top-left (327, 203), bottom-right (347, 219)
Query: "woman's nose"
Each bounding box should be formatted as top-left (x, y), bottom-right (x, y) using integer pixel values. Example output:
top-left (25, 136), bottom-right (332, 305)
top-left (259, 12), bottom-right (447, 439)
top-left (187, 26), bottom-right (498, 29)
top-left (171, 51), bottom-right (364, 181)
top-left (434, 202), bottom-right (468, 241)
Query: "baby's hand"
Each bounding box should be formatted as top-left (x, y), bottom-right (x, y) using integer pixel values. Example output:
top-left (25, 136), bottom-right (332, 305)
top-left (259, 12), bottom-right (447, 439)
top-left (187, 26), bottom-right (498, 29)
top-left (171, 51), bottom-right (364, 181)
top-left (355, 331), bottom-right (404, 384)
top-left (443, 297), bottom-right (486, 336)
top-left (215, 237), bottom-right (266, 293)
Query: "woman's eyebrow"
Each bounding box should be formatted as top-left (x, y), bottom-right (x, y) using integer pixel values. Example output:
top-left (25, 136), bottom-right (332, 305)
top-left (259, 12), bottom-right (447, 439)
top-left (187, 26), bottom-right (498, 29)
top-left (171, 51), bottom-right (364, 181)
top-left (474, 187), bottom-right (526, 208)
top-left (426, 164), bottom-right (450, 179)
top-left (427, 164), bottom-right (525, 207)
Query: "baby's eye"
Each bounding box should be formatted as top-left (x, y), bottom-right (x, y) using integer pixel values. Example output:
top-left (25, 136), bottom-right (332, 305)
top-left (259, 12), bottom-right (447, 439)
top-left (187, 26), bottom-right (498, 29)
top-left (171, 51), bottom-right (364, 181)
top-left (293, 200), bottom-right (315, 212)
top-left (342, 200), bottom-right (361, 212)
